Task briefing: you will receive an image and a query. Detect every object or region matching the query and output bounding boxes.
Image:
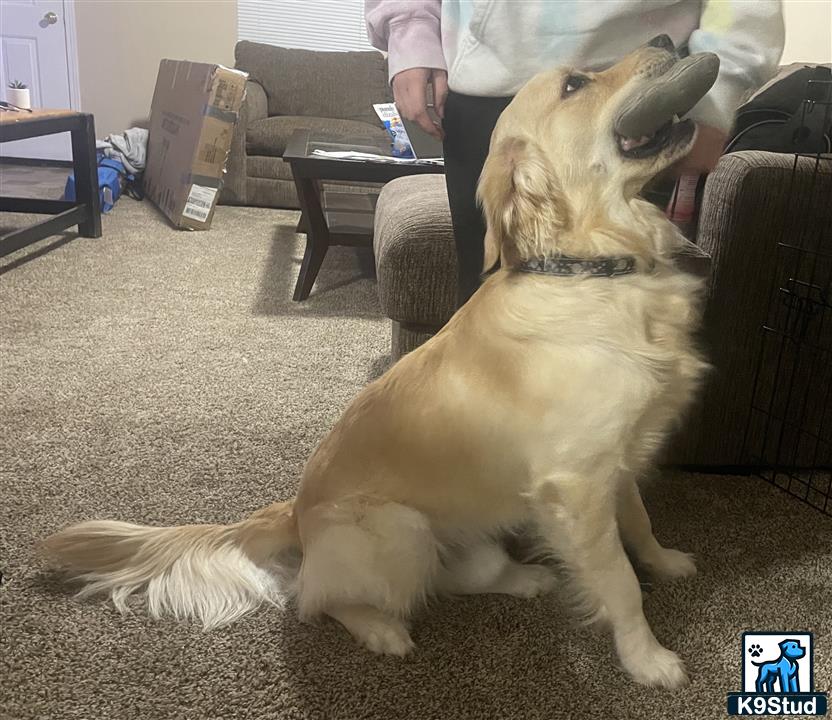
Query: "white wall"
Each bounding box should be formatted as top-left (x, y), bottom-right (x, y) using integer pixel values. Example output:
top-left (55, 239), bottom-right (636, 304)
top-left (75, 0), bottom-right (237, 137)
top-left (782, 0), bottom-right (832, 64)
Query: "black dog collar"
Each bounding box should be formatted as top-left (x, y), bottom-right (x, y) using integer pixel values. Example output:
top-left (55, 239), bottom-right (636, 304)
top-left (517, 255), bottom-right (640, 278)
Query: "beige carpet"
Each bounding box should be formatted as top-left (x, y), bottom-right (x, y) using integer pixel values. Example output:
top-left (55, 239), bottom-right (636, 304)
top-left (1, 199), bottom-right (831, 720)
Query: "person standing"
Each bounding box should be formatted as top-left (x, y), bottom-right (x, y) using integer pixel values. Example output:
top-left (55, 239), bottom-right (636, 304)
top-left (366, 0), bottom-right (785, 306)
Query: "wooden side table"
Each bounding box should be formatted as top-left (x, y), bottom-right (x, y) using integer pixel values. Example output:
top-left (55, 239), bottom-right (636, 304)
top-left (283, 129), bottom-right (444, 301)
top-left (0, 109), bottom-right (102, 258)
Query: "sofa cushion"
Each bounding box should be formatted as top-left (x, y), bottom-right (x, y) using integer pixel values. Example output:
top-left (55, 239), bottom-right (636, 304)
top-left (235, 40), bottom-right (392, 125)
top-left (374, 175), bottom-right (457, 327)
top-left (246, 116), bottom-right (389, 157)
top-left (245, 176), bottom-right (300, 210)
top-left (246, 155), bottom-right (295, 180)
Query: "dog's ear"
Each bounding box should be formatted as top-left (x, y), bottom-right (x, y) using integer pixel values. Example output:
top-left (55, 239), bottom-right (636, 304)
top-left (482, 228), bottom-right (501, 274)
top-left (477, 136), bottom-right (570, 271)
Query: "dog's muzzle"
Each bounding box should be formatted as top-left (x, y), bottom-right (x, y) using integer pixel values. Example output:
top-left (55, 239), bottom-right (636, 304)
top-left (613, 50), bottom-right (720, 156)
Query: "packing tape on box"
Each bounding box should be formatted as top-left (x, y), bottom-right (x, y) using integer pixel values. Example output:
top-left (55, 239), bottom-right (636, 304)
top-left (203, 104), bottom-right (238, 124)
top-left (187, 174), bottom-right (221, 188)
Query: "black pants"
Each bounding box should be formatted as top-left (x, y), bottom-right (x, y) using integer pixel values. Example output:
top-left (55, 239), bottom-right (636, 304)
top-left (442, 90), bottom-right (678, 307)
top-left (443, 91), bottom-right (513, 307)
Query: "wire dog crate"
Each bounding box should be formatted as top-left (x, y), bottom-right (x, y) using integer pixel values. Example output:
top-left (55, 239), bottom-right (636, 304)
top-left (743, 73), bottom-right (832, 515)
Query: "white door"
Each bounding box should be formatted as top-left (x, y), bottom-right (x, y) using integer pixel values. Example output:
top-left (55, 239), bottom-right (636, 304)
top-left (0, 0), bottom-right (77, 160)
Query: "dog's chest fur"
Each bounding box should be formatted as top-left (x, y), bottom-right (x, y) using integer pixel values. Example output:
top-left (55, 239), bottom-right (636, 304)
top-left (464, 268), bottom-right (708, 475)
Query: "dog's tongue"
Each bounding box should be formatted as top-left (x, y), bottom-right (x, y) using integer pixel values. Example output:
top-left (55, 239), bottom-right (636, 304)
top-left (615, 53), bottom-right (720, 138)
top-left (619, 135), bottom-right (653, 151)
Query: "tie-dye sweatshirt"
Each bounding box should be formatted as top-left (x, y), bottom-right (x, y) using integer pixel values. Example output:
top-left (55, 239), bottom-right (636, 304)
top-left (365, 0), bottom-right (785, 132)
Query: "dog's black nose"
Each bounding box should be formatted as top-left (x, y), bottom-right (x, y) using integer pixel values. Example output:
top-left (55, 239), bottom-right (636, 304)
top-left (648, 34), bottom-right (675, 51)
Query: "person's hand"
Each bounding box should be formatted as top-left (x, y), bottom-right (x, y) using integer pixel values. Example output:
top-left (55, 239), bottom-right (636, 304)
top-left (673, 123), bottom-right (727, 176)
top-left (391, 67), bottom-right (448, 140)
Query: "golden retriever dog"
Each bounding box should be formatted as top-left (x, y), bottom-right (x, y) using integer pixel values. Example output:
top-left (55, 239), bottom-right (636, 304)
top-left (45, 38), bottom-right (719, 688)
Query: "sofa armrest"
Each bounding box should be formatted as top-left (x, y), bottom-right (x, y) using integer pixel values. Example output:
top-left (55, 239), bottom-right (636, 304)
top-left (220, 80), bottom-right (268, 205)
top-left (243, 80), bottom-right (268, 123)
top-left (684, 150), bottom-right (832, 465)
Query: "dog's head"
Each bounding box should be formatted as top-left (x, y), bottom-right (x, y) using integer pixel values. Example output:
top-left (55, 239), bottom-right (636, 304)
top-left (780, 640), bottom-right (806, 660)
top-left (478, 36), bottom-right (719, 271)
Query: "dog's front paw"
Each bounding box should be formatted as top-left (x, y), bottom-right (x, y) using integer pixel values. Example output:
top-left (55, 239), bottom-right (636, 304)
top-left (644, 548), bottom-right (697, 582)
top-left (620, 641), bottom-right (689, 689)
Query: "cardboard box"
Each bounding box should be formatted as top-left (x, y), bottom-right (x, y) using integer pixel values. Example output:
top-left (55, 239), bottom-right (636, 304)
top-left (144, 60), bottom-right (247, 230)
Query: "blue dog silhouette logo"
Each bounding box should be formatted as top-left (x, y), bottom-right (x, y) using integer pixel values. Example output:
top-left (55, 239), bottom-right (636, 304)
top-left (752, 639), bottom-right (805, 693)
top-left (728, 632), bottom-right (828, 716)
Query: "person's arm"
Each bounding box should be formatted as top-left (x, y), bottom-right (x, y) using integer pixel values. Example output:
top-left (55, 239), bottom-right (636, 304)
top-left (679, 0), bottom-right (785, 173)
top-left (365, 0), bottom-right (448, 139)
top-left (365, 0), bottom-right (446, 80)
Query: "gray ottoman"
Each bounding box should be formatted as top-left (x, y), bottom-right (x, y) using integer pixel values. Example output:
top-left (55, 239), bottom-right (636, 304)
top-left (373, 175), bottom-right (458, 360)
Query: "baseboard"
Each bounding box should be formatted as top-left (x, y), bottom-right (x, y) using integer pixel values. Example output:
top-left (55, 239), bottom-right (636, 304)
top-left (0, 157), bottom-right (73, 168)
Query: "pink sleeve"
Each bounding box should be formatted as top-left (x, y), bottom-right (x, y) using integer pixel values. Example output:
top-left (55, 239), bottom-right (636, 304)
top-left (365, 0), bottom-right (447, 80)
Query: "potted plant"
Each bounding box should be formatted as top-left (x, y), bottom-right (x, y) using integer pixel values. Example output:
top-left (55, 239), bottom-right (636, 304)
top-left (7, 80), bottom-right (31, 109)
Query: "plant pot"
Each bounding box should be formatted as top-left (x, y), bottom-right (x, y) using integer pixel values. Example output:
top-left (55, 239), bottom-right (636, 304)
top-left (7, 87), bottom-right (31, 109)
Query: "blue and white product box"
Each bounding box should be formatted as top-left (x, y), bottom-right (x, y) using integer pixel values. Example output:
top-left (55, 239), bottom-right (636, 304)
top-left (373, 103), bottom-right (416, 159)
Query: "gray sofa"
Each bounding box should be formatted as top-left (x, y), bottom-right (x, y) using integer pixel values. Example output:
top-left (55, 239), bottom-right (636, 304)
top-left (221, 41), bottom-right (392, 209)
top-left (373, 152), bottom-right (832, 467)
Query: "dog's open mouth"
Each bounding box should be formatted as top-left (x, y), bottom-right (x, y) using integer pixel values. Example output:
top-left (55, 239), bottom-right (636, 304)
top-left (614, 51), bottom-right (719, 160)
top-left (616, 116), bottom-right (695, 158)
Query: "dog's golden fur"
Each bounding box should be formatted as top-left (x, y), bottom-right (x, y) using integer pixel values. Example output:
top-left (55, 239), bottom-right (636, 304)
top-left (44, 43), bottom-right (709, 688)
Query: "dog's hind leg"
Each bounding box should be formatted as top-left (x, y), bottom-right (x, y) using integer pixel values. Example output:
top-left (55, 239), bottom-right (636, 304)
top-left (755, 672), bottom-right (766, 693)
top-left (616, 476), bottom-right (696, 581)
top-left (534, 472), bottom-right (688, 689)
top-left (295, 500), bottom-right (439, 656)
top-left (437, 539), bottom-right (555, 598)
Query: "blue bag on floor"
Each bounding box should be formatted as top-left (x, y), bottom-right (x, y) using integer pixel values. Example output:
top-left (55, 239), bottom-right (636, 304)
top-left (64, 154), bottom-right (132, 213)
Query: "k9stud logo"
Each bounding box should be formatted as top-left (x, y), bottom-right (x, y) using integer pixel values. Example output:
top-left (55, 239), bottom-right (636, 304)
top-left (727, 632), bottom-right (827, 716)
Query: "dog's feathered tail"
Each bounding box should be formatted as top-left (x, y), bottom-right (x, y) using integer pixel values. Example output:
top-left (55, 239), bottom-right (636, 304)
top-left (42, 500), bottom-right (298, 629)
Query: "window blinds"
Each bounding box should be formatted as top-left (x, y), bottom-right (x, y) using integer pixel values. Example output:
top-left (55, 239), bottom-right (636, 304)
top-left (238, 0), bottom-right (376, 52)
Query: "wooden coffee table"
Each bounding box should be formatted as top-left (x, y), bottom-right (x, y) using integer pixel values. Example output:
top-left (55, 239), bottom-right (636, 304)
top-left (283, 129), bottom-right (444, 301)
top-left (0, 109), bottom-right (102, 258)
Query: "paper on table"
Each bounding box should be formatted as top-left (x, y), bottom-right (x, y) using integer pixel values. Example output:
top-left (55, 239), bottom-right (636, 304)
top-left (311, 149), bottom-right (444, 166)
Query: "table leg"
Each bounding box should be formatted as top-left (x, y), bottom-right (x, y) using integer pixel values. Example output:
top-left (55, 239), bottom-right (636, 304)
top-left (296, 211), bottom-right (308, 234)
top-left (292, 175), bottom-right (330, 301)
top-left (70, 114), bottom-right (102, 238)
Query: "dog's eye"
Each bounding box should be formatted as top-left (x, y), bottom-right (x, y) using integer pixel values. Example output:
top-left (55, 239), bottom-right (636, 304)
top-left (563, 74), bottom-right (590, 97)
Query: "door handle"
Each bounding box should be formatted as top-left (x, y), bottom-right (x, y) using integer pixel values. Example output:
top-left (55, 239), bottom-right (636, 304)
top-left (43, 11), bottom-right (58, 25)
